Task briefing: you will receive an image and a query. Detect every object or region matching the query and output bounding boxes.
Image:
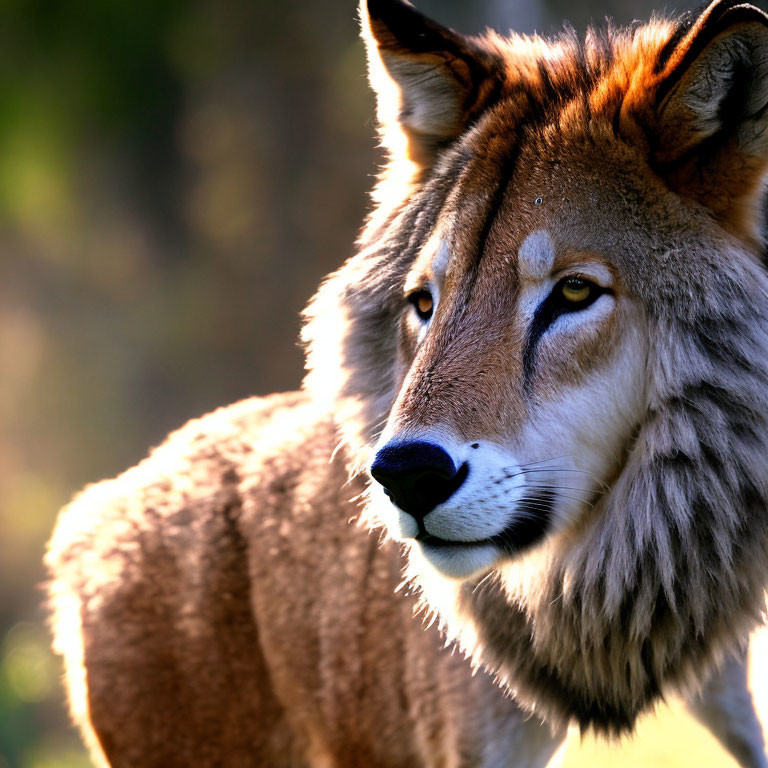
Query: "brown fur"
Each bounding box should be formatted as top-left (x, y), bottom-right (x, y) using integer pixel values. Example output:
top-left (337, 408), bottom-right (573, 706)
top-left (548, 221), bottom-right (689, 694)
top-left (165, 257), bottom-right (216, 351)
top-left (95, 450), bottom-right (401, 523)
top-left (47, 0), bottom-right (768, 764)
top-left (47, 393), bottom-right (561, 766)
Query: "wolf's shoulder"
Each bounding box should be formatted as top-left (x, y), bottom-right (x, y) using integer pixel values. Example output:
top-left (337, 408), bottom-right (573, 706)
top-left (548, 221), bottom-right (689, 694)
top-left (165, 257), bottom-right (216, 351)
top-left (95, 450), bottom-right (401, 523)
top-left (45, 391), bottom-right (344, 597)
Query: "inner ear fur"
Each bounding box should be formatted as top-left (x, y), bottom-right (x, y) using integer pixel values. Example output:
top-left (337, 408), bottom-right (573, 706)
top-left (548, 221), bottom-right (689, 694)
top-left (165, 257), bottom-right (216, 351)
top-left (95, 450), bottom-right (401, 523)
top-left (650, 1), bottom-right (768, 241)
top-left (360, 0), bottom-right (503, 168)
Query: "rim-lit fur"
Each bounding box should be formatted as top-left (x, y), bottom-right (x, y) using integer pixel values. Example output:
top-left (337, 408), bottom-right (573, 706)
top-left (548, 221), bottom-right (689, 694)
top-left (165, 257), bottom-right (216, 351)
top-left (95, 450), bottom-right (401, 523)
top-left (303, 0), bottom-right (768, 733)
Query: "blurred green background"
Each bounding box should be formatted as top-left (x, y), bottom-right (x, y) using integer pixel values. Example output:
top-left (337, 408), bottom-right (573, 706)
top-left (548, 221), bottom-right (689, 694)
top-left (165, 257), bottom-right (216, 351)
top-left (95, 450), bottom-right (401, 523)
top-left (0, 0), bottom-right (756, 766)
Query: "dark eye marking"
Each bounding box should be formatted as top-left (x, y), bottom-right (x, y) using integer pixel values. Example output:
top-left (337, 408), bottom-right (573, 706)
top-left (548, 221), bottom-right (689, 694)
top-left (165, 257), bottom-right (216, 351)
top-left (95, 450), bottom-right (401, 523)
top-left (522, 277), bottom-right (611, 383)
top-left (408, 290), bottom-right (434, 322)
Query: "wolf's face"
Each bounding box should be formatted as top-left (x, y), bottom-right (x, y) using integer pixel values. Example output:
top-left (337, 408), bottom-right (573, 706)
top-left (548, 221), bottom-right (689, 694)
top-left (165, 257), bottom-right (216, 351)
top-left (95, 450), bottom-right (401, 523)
top-left (368, 123), bottom-right (655, 579)
top-left (360, 1), bottom-right (768, 580)
top-left (304, 0), bottom-right (768, 732)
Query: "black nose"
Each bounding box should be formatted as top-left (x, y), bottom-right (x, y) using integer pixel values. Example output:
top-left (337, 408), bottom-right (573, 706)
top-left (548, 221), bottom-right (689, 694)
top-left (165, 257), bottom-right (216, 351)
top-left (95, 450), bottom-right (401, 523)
top-left (370, 441), bottom-right (469, 519)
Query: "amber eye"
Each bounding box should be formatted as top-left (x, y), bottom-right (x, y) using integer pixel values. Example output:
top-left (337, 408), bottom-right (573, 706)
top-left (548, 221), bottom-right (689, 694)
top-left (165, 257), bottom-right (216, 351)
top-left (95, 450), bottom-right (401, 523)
top-left (409, 290), bottom-right (434, 321)
top-left (560, 277), bottom-right (592, 304)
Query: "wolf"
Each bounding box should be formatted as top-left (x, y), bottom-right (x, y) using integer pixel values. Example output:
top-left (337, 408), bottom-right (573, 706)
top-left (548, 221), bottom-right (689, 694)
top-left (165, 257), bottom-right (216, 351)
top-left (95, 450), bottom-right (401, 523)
top-left (47, 0), bottom-right (768, 766)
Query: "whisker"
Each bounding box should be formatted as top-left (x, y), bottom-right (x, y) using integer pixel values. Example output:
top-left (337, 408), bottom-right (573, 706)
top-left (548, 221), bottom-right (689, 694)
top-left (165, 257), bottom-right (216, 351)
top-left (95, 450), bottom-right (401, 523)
top-left (472, 570), bottom-right (499, 595)
top-left (514, 500), bottom-right (552, 511)
top-left (520, 482), bottom-right (599, 495)
top-left (549, 490), bottom-right (595, 507)
top-left (518, 489), bottom-right (596, 509)
top-left (514, 507), bottom-right (553, 517)
top-left (513, 467), bottom-right (611, 491)
top-left (523, 489), bottom-right (601, 506)
top-left (520, 454), bottom-right (573, 468)
top-left (515, 467), bottom-right (593, 475)
top-left (507, 467), bottom-right (603, 479)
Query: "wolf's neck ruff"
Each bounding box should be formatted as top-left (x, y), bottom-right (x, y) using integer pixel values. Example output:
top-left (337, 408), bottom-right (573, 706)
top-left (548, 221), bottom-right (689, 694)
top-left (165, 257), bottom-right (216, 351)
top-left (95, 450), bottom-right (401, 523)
top-left (302, 0), bottom-right (768, 733)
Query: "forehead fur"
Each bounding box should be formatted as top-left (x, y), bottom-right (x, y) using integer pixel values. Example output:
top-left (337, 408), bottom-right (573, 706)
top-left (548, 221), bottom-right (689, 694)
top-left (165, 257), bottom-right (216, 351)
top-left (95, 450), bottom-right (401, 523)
top-left (361, 15), bottom-right (680, 227)
top-left (484, 19), bottom-right (676, 126)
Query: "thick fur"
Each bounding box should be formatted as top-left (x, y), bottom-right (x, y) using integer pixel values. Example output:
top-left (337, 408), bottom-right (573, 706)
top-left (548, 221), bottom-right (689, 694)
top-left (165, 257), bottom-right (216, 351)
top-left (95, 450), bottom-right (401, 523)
top-left (303, 0), bottom-right (768, 735)
top-left (47, 0), bottom-right (768, 764)
top-left (47, 394), bottom-right (562, 767)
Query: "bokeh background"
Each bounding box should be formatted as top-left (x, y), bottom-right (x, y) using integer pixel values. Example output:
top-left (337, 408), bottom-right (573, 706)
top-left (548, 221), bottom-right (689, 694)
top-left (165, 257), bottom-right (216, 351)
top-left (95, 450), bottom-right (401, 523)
top-left (1, 0), bottom-right (763, 766)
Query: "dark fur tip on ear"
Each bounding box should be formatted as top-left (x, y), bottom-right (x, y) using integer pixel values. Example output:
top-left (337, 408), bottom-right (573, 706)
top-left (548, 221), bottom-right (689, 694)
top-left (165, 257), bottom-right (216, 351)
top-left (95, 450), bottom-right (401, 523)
top-left (362, 0), bottom-right (466, 57)
top-left (360, 0), bottom-right (502, 169)
top-left (656, 1), bottom-right (768, 104)
top-left (364, 0), bottom-right (419, 28)
top-left (644, 0), bottom-right (768, 242)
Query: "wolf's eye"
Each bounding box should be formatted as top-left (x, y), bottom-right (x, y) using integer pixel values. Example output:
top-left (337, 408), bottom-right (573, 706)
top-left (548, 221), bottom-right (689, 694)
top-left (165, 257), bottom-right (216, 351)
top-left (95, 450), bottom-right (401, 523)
top-left (561, 277), bottom-right (591, 303)
top-left (409, 290), bottom-right (434, 322)
top-left (556, 277), bottom-right (599, 309)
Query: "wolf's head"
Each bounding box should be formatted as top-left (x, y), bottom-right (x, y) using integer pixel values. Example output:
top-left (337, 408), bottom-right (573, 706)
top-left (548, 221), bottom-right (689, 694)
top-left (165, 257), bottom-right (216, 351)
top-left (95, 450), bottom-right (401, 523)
top-left (303, 0), bottom-right (768, 734)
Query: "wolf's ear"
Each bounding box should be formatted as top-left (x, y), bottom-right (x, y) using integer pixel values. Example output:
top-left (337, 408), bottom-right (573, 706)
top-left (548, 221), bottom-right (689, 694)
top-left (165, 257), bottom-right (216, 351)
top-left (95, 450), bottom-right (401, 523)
top-left (361, 0), bottom-right (502, 168)
top-left (651, 1), bottom-right (768, 241)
